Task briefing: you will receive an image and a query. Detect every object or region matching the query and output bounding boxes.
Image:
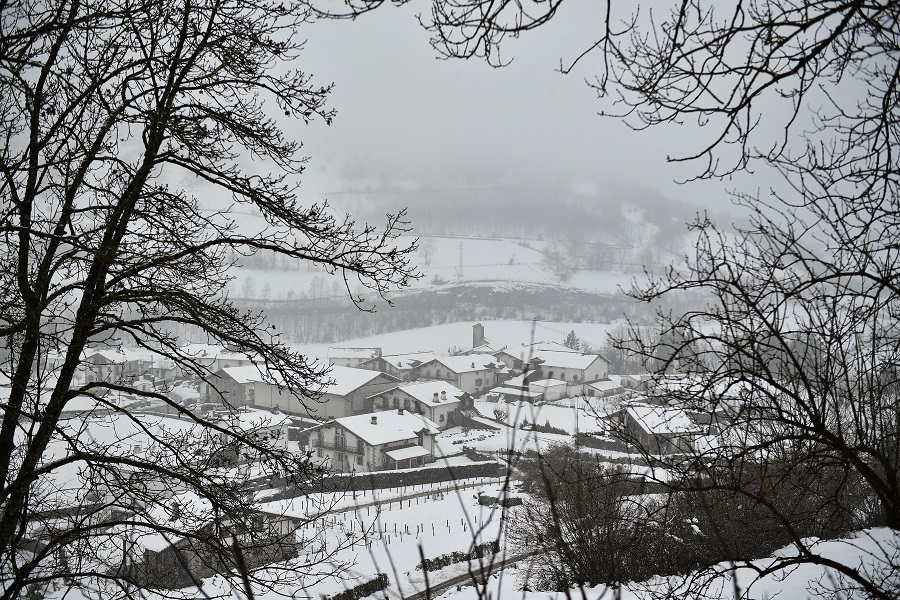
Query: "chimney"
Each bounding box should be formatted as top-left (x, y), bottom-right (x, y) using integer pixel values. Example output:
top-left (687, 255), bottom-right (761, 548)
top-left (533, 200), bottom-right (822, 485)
top-left (398, 408), bottom-right (404, 415)
top-left (433, 392), bottom-right (439, 403)
top-left (473, 323), bottom-right (485, 348)
top-left (370, 415), bottom-right (377, 425)
top-left (441, 391), bottom-right (447, 402)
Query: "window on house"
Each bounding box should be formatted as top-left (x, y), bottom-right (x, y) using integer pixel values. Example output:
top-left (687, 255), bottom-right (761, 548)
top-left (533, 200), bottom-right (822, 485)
top-left (426, 370), bottom-right (431, 377)
top-left (392, 397), bottom-right (399, 408)
top-left (357, 439), bottom-right (364, 454)
top-left (356, 455), bottom-right (363, 465)
top-left (436, 369), bottom-right (441, 377)
top-left (548, 371), bottom-right (554, 379)
top-left (317, 448), bottom-right (323, 457)
top-left (439, 413), bottom-right (445, 423)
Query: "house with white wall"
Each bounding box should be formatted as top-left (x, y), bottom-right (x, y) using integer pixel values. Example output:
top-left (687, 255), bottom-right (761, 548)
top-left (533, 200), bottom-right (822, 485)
top-left (608, 402), bottom-right (701, 454)
top-left (530, 349), bottom-right (609, 384)
top-left (528, 378), bottom-right (568, 401)
top-left (358, 351), bottom-right (436, 382)
top-left (310, 409), bottom-right (440, 471)
top-left (416, 355), bottom-right (505, 395)
top-left (208, 365), bottom-right (399, 420)
top-left (371, 380), bottom-right (466, 429)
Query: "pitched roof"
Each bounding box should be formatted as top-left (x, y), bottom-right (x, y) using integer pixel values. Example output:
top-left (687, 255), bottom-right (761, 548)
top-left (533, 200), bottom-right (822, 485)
top-left (219, 365), bottom-right (275, 385)
top-left (83, 348), bottom-right (128, 364)
top-left (589, 379), bottom-right (623, 392)
top-left (218, 408), bottom-right (291, 432)
top-left (397, 380), bottom-right (464, 406)
top-left (331, 410), bottom-right (439, 446)
top-left (428, 355), bottom-right (499, 373)
top-left (532, 349), bottom-right (605, 370)
top-left (324, 366), bottom-right (397, 396)
top-left (181, 343), bottom-right (260, 362)
top-left (374, 352), bottom-right (436, 370)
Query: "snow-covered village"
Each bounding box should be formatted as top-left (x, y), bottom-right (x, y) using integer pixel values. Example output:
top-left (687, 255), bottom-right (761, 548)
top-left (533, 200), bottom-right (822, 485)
top-left (4, 1), bottom-right (900, 600)
top-left (9, 316), bottom-right (898, 600)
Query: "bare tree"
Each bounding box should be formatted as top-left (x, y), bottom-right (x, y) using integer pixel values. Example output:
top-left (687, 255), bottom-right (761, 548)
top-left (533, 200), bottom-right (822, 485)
top-left (418, 236), bottom-right (436, 267)
top-left (511, 445), bottom-right (667, 590)
top-left (0, 1), bottom-right (417, 598)
top-left (418, 0), bottom-right (900, 597)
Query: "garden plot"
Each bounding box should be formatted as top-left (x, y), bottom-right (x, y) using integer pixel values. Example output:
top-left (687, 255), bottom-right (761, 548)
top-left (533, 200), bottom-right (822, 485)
top-left (256, 480), bottom-right (518, 599)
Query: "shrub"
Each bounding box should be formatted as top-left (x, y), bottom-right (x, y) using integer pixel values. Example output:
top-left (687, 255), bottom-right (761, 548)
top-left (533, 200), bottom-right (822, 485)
top-left (326, 573), bottom-right (389, 600)
top-left (416, 540), bottom-right (500, 572)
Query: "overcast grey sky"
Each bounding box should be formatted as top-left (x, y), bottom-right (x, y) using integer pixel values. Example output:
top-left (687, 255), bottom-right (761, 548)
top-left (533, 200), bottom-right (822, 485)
top-left (290, 3), bottom-right (750, 214)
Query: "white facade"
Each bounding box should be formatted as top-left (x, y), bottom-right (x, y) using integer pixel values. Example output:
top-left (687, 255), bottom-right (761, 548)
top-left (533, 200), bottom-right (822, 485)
top-left (417, 355), bottom-right (503, 395)
top-left (311, 410), bottom-right (439, 471)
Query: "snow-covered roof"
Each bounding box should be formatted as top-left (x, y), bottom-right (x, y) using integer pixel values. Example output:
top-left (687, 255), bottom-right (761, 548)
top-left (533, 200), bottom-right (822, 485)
top-left (501, 374), bottom-right (528, 388)
top-left (219, 408), bottom-right (290, 432)
top-left (324, 366), bottom-right (395, 396)
top-left (385, 445), bottom-right (430, 461)
top-left (329, 410), bottom-right (439, 446)
top-left (170, 384), bottom-right (200, 400)
top-left (465, 343), bottom-right (502, 354)
top-left (376, 352), bottom-right (436, 370)
top-left (397, 381), bottom-right (464, 406)
top-left (181, 343), bottom-right (261, 363)
top-left (428, 355), bottom-right (500, 373)
top-left (589, 379), bottom-right (623, 392)
top-left (138, 491), bottom-right (214, 552)
top-left (625, 403), bottom-right (700, 435)
top-left (532, 349), bottom-right (605, 370)
top-left (328, 347), bottom-right (381, 360)
top-left (83, 348), bottom-right (129, 363)
top-left (220, 365), bottom-right (275, 385)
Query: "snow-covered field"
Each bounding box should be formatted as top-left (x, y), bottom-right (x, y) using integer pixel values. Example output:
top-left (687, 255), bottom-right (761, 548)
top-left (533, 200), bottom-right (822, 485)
top-left (228, 227), bottom-right (640, 301)
top-left (291, 318), bottom-right (625, 363)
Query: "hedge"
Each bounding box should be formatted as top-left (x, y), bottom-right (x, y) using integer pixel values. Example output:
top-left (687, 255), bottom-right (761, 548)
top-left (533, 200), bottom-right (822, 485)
top-left (416, 539), bottom-right (500, 572)
top-left (271, 460), bottom-right (506, 501)
top-left (325, 573), bottom-right (389, 600)
top-left (520, 422), bottom-right (568, 436)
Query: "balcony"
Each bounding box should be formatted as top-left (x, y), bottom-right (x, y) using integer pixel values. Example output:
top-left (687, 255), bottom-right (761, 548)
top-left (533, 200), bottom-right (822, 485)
top-left (314, 440), bottom-right (364, 455)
